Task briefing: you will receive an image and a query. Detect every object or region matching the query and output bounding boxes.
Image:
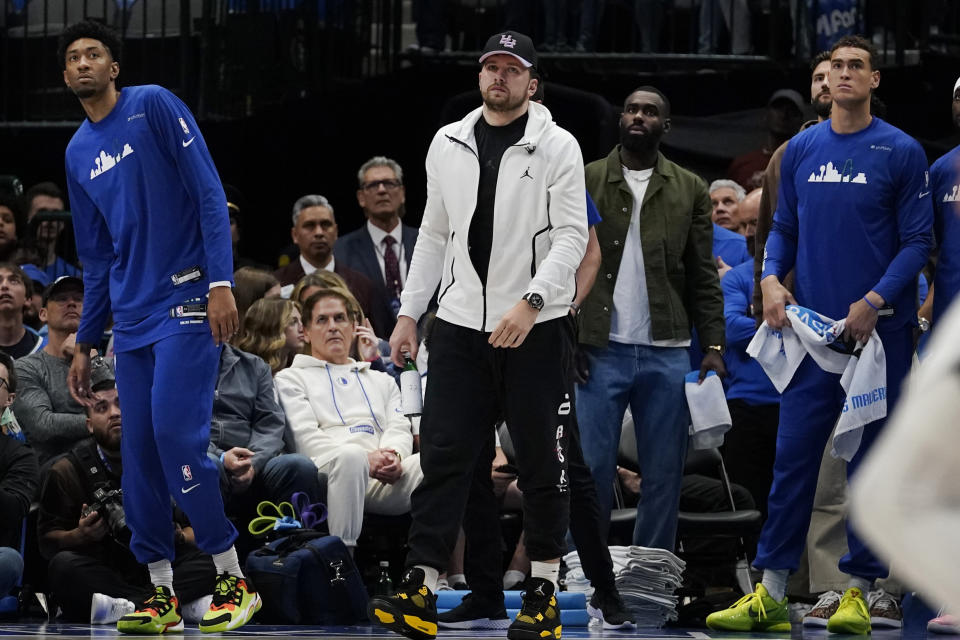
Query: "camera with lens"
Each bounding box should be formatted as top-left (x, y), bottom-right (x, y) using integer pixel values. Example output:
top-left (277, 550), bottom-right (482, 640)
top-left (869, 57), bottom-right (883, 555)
top-left (82, 487), bottom-right (131, 544)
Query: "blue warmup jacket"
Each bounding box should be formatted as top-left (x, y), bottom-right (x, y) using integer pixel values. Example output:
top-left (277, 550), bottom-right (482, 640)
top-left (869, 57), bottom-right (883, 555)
top-left (65, 85), bottom-right (233, 352)
top-left (722, 260), bottom-right (779, 405)
top-left (713, 223), bottom-right (751, 267)
top-left (762, 118), bottom-right (933, 330)
top-left (931, 144), bottom-right (960, 324)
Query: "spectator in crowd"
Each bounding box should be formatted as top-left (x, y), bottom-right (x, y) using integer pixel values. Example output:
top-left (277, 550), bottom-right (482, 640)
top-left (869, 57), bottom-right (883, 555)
top-left (21, 274), bottom-right (44, 333)
top-left (0, 351), bottom-right (38, 605)
top-left (709, 179), bottom-right (752, 279)
top-left (708, 36), bottom-right (931, 634)
top-left (292, 270), bottom-right (356, 310)
top-left (633, 0), bottom-right (669, 53)
top-left (577, 86), bottom-right (725, 552)
top-left (232, 267), bottom-right (280, 338)
top-left (14, 276), bottom-right (87, 465)
top-left (0, 263), bottom-right (42, 359)
top-left (738, 187), bottom-right (762, 248)
top-left (0, 195), bottom-right (20, 263)
top-left (710, 179), bottom-right (746, 232)
top-left (372, 30), bottom-right (586, 640)
top-left (235, 298), bottom-right (303, 375)
top-left (0, 352), bottom-right (25, 442)
top-left (38, 358), bottom-right (217, 625)
top-left (60, 20), bottom-right (256, 633)
top-left (22, 182), bottom-right (82, 282)
top-left (274, 195), bottom-right (392, 336)
top-left (727, 89), bottom-right (806, 190)
top-left (275, 288), bottom-right (421, 552)
top-left (699, 0), bottom-right (751, 54)
top-left (209, 340), bottom-right (319, 519)
top-left (335, 156), bottom-right (419, 333)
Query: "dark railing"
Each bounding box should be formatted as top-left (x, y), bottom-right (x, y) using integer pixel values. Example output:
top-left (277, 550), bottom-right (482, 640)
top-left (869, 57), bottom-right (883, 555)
top-left (1, 0), bottom-right (951, 123)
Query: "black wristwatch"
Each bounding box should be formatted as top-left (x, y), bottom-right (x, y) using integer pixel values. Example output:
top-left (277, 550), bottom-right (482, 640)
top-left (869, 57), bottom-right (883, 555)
top-left (522, 292), bottom-right (544, 311)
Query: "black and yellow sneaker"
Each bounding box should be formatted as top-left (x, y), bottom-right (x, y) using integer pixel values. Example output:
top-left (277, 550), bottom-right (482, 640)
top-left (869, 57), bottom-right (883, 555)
top-left (367, 567), bottom-right (438, 640)
top-left (117, 585), bottom-right (183, 634)
top-left (198, 573), bottom-right (262, 633)
top-left (507, 577), bottom-right (562, 640)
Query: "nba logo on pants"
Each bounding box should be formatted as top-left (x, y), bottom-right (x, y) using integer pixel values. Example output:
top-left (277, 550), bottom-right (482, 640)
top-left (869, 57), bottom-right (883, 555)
top-left (181, 465), bottom-right (193, 481)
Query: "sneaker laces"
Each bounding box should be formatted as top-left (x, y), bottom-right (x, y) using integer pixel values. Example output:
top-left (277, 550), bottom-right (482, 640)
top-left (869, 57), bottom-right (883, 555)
top-left (811, 590), bottom-right (841, 611)
top-left (142, 587), bottom-right (176, 616)
top-left (730, 591), bottom-right (774, 620)
top-left (211, 574), bottom-right (242, 608)
top-left (518, 590), bottom-right (551, 621)
top-left (841, 589), bottom-right (870, 618)
top-left (868, 589), bottom-right (898, 613)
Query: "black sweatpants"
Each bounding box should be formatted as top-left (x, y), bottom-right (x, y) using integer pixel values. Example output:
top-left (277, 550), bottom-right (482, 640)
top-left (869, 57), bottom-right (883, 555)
top-left (721, 399), bottom-right (779, 519)
top-left (47, 543), bottom-right (215, 622)
top-left (406, 317), bottom-right (572, 571)
top-left (463, 404), bottom-right (617, 603)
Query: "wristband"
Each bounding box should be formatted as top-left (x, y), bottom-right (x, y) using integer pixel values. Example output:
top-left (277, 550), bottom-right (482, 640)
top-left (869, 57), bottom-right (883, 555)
top-left (219, 452), bottom-right (226, 465)
top-left (862, 296), bottom-right (880, 311)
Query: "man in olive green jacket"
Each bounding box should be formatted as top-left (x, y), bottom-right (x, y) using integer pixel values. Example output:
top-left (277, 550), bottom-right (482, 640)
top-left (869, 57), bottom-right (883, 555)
top-left (576, 86), bottom-right (726, 551)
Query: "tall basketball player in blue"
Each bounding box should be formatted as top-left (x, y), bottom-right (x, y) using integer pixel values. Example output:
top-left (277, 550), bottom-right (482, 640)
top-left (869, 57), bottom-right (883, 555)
top-left (60, 20), bottom-right (261, 634)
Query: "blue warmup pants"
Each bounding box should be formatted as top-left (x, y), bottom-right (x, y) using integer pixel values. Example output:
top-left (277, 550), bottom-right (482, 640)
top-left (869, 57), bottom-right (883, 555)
top-left (753, 327), bottom-right (913, 581)
top-left (116, 332), bottom-right (237, 565)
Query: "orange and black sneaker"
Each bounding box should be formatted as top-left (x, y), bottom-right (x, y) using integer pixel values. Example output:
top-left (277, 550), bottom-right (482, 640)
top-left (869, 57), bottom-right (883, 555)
top-left (117, 585), bottom-right (183, 634)
top-left (199, 573), bottom-right (261, 633)
top-left (368, 567), bottom-right (438, 640)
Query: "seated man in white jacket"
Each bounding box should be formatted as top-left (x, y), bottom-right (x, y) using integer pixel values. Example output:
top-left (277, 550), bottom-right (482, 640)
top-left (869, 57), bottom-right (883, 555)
top-left (275, 288), bottom-right (422, 549)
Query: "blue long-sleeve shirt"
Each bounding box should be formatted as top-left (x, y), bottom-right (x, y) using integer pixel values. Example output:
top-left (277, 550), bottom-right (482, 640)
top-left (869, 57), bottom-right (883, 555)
top-left (930, 144), bottom-right (960, 324)
top-left (722, 261), bottom-right (779, 405)
top-left (64, 85), bottom-right (233, 351)
top-left (762, 118), bottom-right (933, 330)
top-left (713, 223), bottom-right (751, 267)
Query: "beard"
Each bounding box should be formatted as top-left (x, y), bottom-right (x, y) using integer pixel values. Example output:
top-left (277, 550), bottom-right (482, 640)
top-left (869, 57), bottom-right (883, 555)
top-left (482, 86), bottom-right (526, 113)
top-left (71, 85), bottom-right (98, 99)
top-left (620, 127), bottom-right (656, 153)
top-left (813, 95), bottom-right (832, 119)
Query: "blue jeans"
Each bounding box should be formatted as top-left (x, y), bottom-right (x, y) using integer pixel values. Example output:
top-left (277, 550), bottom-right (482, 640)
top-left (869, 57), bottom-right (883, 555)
top-left (576, 342), bottom-right (690, 550)
top-left (210, 452), bottom-right (320, 507)
top-left (0, 547), bottom-right (23, 597)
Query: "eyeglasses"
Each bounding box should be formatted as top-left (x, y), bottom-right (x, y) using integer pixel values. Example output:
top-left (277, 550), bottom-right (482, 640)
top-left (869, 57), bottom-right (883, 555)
top-left (361, 179), bottom-right (402, 193)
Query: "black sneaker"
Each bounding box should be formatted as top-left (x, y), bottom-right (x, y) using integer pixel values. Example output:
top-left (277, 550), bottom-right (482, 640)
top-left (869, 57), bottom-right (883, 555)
top-left (438, 593), bottom-right (510, 630)
top-left (587, 587), bottom-right (636, 630)
top-left (507, 577), bottom-right (562, 640)
top-left (367, 567), bottom-right (438, 640)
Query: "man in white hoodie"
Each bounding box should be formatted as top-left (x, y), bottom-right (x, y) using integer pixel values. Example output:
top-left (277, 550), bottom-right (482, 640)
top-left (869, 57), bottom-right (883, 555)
top-left (275, 288), bottom-right (421, 549)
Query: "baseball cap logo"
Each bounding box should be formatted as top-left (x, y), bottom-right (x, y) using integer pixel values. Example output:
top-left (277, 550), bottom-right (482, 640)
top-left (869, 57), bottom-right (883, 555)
top-left (499, 34), bottom-right (517, 48)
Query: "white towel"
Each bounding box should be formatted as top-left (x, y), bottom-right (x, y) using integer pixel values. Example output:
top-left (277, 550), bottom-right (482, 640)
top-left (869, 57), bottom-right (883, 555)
top-left (685, 371), bottom-right (732, 449)
top-left (747, 305), bottom-right (888, 461)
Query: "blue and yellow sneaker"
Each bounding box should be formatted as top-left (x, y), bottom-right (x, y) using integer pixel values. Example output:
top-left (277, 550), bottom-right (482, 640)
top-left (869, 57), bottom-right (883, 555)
top-left (367, 567), bottom-right (438, 640)
top-left (706, 583), bottom-right (791, 632)
top-left (198, 573), bottom-right (261, 633)
top-left (507, 577), bottom-right (562, 640)
top-left (827, 587), bottom-right (871, 634)
top-left (117, 585), bottom-right (183, 634)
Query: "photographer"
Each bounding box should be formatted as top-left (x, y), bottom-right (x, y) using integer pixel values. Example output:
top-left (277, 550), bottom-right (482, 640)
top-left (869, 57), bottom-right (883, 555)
top-left (37, 358), bottom-right (216, 624)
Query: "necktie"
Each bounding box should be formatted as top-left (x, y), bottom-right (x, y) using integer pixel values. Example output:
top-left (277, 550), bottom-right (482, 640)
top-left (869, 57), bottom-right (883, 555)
top-left (382, 235), bottom-right (402, 302)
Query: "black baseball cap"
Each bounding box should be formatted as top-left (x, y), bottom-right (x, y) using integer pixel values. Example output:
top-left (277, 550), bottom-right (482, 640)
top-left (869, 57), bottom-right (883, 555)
top-left (479, 31), bottom-right (537, 70)
top-left (42, 275), bottom-right (83, 307)
top-left (90, 356), bottom-right (115, 392)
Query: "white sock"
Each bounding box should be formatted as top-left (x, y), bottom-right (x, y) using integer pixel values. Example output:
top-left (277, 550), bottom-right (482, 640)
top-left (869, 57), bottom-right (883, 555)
top-left (761, 569), bottom-right (789, 602)
top-left (847, 576), bottom-right (872, 594)
top-left (148, 559), bottom-right (174, 593)
top-left (447, 573), bottom-right (466, 588)
top-left (415, 565), bottom-right (439, 592)
top-left (503, 569), bottom-right (526, 589)
top-left (530, 561), bottom-right (560, 592)
top-left (181, 595), bottom-right (214, 623)
top-left (212, 546), bottom-right (244, 578)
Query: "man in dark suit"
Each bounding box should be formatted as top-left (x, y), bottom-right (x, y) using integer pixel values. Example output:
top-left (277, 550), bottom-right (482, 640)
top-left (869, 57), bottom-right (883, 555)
top-left (274, 195), bottom-right (392, 336)
top-left (334, 157), bottom-right (418, 334)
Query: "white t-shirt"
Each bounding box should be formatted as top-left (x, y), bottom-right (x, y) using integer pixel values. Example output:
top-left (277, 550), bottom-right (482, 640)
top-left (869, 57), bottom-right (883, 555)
top-left (609, 166), bottom-right (690, 347)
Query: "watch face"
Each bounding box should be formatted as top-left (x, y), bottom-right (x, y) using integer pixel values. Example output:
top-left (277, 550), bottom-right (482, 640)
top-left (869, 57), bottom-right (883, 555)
top-left (526, 293), bottom-right (544, 310)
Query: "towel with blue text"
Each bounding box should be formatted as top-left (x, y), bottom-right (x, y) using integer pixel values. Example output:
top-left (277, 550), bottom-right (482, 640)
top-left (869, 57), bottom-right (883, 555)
top-left (747, 305), bottom-right (887, 461)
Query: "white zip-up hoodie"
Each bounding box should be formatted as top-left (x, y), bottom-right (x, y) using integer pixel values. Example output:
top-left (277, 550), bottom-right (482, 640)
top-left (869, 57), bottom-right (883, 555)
top-left (275, 354), bottom-right (413, 467)
top-left (399, 101), bottom-right (588, 331)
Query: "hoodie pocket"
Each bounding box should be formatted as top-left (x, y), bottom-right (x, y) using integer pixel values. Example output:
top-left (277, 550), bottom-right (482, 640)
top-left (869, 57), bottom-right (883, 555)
top-left (530, 224), bottom-right (551, 277)
top-left (438, 231), bottom-right (457, 303)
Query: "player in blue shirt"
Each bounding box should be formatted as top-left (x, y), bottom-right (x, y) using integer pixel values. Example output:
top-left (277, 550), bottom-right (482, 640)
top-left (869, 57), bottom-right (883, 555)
top-left (59, 21), bottom-right (260, 634)
top-left (927, 77), bottom-right (960, 332)
top-left (708, 36), bottom-right (933, 634)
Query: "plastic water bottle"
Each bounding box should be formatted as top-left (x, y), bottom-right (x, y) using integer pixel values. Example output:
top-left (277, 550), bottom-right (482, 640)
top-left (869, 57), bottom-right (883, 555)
top-left (400, 355), bottom-right (423, 417)
top-left (375, 560), bottom-right (394, 596)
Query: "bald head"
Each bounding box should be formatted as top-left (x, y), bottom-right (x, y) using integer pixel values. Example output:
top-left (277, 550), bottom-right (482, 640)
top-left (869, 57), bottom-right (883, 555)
top-left (739, 188), bottom-right (762, 238)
